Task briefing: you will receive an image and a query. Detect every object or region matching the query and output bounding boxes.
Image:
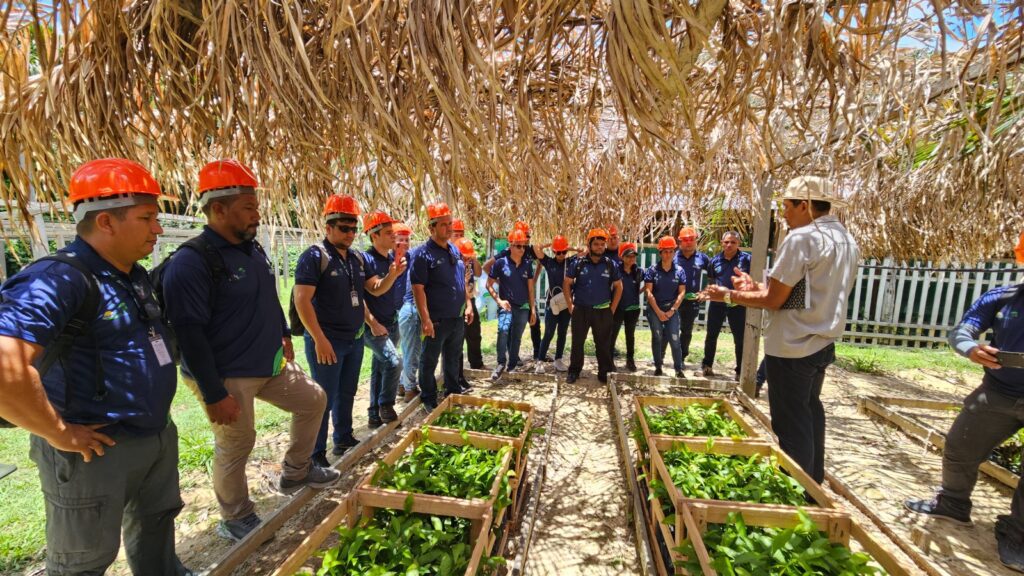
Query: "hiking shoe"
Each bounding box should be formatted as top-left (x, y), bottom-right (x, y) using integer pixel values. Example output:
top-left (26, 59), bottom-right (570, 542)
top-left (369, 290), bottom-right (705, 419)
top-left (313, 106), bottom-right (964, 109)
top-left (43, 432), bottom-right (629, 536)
top-left (653, 367), bottom-right (663, 376)
top-left (367, 415), bottom-right (384, 429)
top-left (331, 435), bottom-right (360, 456)
top-left (280, 464), bottom-right (341, 494)
top-left (626, 359), bottom-right (637, 372)
top-left (903, 497), bottom-right (973, 526)
top-left (566, 372), bottom-right (578, 384)
top-left (491, 365), bottom-right (505, 382)
top-left (553, 358), bottom-right (567, 372)
top-left (597, 371), bottom-right (608, 384)
top-left (216, 513), bottom-right (262, 542)
top-left (701, 365), bottom-right (714, 377)
top-left (402, 388), bottom-right (420, 403)
top-left (312, 452), bottom-right (331, 469)
top-left (675, 369), bottom-right (685, 378)
top-left (379, 404), bottom-right (398, 423)
top-left (997, 515), bottom-right (1024, 573)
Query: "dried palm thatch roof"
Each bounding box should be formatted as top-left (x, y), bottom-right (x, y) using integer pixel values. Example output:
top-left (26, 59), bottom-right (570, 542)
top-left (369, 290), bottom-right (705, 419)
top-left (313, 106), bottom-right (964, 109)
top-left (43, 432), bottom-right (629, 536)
top-left (0, 0), bottom-right (1021, 260)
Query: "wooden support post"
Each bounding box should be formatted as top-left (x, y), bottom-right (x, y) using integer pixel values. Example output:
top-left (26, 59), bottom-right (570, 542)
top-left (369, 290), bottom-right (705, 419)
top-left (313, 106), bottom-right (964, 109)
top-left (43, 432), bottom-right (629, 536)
top-left (739, 176), bottom-right (774, 396)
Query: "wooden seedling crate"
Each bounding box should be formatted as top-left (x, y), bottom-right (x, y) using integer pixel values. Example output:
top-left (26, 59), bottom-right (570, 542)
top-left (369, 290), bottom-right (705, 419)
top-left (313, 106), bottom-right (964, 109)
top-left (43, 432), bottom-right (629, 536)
top-left (272, 494), bottom-right (494, 576)
top-left (647, 437), bottom-right (837, 556)
top-left (634, 396), bottom-right (763, 447)
top-left (679, 502), bottom-right (913, 576)
top-left (356, 427), bottom-right (515, 518)
top-left (424, 394), bottom-right (535, 485)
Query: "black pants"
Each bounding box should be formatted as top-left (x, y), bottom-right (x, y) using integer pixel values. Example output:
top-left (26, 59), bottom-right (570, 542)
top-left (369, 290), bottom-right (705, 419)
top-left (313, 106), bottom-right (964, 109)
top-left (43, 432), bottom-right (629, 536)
top-left (539, 306), bottom-right (571, 359)
top-left (530, 307), bottom-right (544, 360)
top-left (702, 302), bottom-right (746, 373)
top-left (678, 301), bottom-right (700, 362)
top-left (610, 308), bottom-right (640, 361)
top-left (766, 343), bottom-right (835, 483)
top-left (464, 299), bottom-right (483, 369)
top-left (569, 305), bottom-right (615, 376)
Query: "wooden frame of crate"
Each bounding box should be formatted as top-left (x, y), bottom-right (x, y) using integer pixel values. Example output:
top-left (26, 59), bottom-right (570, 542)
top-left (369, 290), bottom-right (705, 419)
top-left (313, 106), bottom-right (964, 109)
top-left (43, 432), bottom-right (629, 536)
top-left (424, 393), bottom-right (535, 488)
top-left (859, 395), bottom-right (1019, 488)
top-left (634, 396), bottom-right (763, 446)
top-left (271, 493), bottom-right (495, 576)
top-left (646, 437), bottom-right (838, 558)
top-left (679, 501), bottom-right (914, 576)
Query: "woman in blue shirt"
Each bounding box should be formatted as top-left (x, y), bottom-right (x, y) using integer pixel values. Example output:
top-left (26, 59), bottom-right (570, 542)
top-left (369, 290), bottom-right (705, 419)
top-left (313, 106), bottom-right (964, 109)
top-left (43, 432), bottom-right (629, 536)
top-left (611, 243), bottom-right (643, 372)
top-left (486, 230), bottom-right (537, 380)
top-left (644, 237), bottom-right (687, 377)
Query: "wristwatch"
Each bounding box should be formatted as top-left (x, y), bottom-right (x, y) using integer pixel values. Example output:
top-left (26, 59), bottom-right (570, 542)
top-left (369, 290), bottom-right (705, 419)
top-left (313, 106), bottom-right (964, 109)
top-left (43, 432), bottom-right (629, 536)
top-left (723, 290), bottom-right (733, 305)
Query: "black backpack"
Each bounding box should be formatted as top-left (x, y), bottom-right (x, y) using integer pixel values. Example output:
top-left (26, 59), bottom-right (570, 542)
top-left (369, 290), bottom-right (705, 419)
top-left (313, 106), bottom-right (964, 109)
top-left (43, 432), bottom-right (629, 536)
top-left (287, 246), bottom-right (361, 337)
top-left (572, 255), bottom-right (616, 286)
top-left (150, 235), bottom-right (227, 311)
top-left (0, 254), bottom-right (102, 428)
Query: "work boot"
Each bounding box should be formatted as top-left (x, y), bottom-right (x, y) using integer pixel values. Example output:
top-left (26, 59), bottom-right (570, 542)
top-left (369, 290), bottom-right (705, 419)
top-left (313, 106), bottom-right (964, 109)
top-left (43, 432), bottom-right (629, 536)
top-left (626, 358), bottom-right (637, 372)
top-left (367, 413), bottom-right (384, 429)
top-left (903, 495), bottom-right (973, 526)
top-left (216, 513), bottom-right (262, 542)
top-left (379, 404), bottom-right (398, 423)
top-left (279, 464), bottom-right (342, 495)
top-left (997, 515), bottom-right (1024, 573)
top-left (566, 371), bottom-right (579, 384)
top-left (403, 387), bottom-right (420, 403)
top-left (653, 366), bottom-right (663, 376)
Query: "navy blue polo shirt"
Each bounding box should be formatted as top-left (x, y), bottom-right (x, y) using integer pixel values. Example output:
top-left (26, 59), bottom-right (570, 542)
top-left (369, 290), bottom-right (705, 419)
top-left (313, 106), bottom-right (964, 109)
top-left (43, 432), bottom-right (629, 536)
top-left (163, 227), bottom-right (288, 380)
top-left (645, 262), bottom-right (687, 304)
top-left (540, 256), bottom-right (569, 299)
top-left (409, 239), bottom-right (467, 320)
top-left (362, 246), bottom-right (402, 326)
top-left (0, 238), bottom-right (177, 436)
top-left (295, 241), bottom-right (366, 340)
top-left (674, 250), bottom-right (711, 294)
top-left (709, 251), bottom-right (751, 289)
top-left (496, 246), bottom-right (537, 266)
top-left (491, 255), bottom-right (534, 307)
top-left (566, 255), bottom-right (621, 308)
top-left (959, 286), bottom-right (1024, 396)
top-left (618, 264), bottom-right (643, 310)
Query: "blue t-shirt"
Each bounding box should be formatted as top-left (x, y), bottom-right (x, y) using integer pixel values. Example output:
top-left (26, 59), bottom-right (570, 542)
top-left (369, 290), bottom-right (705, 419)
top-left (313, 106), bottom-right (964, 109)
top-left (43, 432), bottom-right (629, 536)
top-left (709, 251), bottom-right (751, 289)
top-left (409, 239), bottom-right (467, 320)
top-left (645, 262), bottom-right (687, 304)
top-left (496, 246), bottom-right (537, 267)
top-left (674, 250), bottom-right (711, 294)
top-left (491, 255), bottom-right (534, 307)
top-left (295, 241), bottom-right (366, 340)
top-left (566, 255), bottom-right (621, 308)
top-left (618, 264), bottom-right (644, 310)
top-left (959, 286), bottom-right (1024, 395)
top-left (163, 227), bottom-right (287, 379)
top-left (363, 247), bottom-right (402, 327)
top-left (0, 238), bottom-right (177, 436)
top-left (540, 255), bottom-right (569, 300)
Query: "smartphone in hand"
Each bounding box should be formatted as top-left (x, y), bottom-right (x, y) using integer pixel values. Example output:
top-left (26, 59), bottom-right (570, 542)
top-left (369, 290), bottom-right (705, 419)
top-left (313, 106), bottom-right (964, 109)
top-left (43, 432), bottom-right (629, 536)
top-left (997, 351), bottom-right (1024, 369)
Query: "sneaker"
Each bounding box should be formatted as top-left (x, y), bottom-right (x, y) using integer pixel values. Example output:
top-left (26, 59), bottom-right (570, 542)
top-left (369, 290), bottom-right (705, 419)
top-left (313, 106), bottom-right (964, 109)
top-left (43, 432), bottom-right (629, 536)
top-left (653, 367), bottom-right (663, 376)
top-left (553, 358), bottom-right (567, 372)
top-left (597, 371), bottom-right (608, 384)
top-left (421, 401), bottom-right (438, 415)
top-left (379, 404), bottom-right (398, 423)
top-left (216, 513), bottom-right (262, 542)
top-left (675, 369), bottom-right (685, 378)
top-left (403, 388), bottom-right (420, 403)
top-left (280, 464), bottom-right (341, 494)
top-left (903, 497), bottom-right (973, 526)
top-left (311, 452), bottom-right (331, 469)
top-left (459, 383), bottom-right (475, 394)
top-left (331, 435), bottom-right (360, 456)
top-left (997, 516), bottom-right (1024, 573)
top-left (701, 365), bottom-right (714, 377)
top-left (626, 359), bottom-right (637, 372)
top-left (491, 365), bottom-right (505, 382)
top-left (367, 415), bottom-right (384, 429)
top-left (542, 355), bottom-right (554, 363)
top-left (566, 372), bottom-right (578, 384)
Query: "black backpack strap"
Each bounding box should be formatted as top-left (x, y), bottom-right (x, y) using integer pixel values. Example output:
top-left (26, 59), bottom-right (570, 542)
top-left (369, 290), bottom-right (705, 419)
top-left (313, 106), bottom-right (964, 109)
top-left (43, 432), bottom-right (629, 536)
top-left (33, 254), bottom-right (105, 403)
top-left (182, 236), bottom-right (227, 284)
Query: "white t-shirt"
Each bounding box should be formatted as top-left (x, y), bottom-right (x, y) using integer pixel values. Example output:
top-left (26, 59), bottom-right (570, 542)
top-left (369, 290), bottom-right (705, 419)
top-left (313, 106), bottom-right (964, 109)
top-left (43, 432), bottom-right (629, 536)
top-left (765, 215), bottom-right (859, 358)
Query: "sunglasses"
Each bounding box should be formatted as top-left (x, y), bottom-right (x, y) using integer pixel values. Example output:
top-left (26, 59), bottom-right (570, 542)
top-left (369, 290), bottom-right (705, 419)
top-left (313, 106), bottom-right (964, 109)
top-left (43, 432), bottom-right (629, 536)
top-left (554, 250), bottom-right (567, 256)
top-left (511, 244), bottom-right (527, 250)
top-left (332, 223), bottom-right (358, 234)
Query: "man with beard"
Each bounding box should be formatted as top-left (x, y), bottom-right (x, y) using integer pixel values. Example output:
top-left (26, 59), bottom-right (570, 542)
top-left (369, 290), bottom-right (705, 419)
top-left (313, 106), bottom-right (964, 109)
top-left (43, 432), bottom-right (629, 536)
top-left (563, 228), bottom-right (622, 384)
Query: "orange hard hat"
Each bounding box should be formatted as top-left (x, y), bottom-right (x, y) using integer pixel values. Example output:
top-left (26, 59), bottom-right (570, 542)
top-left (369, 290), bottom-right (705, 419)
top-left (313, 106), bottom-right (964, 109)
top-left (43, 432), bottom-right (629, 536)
top-left (426, 202), bottom-right (452, 222)
top-left (619, 242), bottom-right (638, 257)
top-left (551, 235), bottom-right (570, 252)
top-left (677, 227), bottom-right (698, 240)
top-left (513, 221), bottom-right (530, 235)
top-left (324, 195), bottom-right (360, 221)
top-left (393, 222), bottom-right (412, 237)
top-left (363, 211), bottom-right (396, 234)
top-left (608, 225), bottom-right (619, 235)
top-left (452, 219), bottom-right (465, 232)
top-left (586, 228), bottom-right (609, 244)
top-left (455, 237), bottom-right (476, 258)
top-left (1015, 231), bottom-right (1024, 264)
top-left (657, 236), bottom-right (678, 251)
top-left (68, 158), bottom-right (162, 206)
top-left (508, 229), bottom-right (529, 244)
top-left (198, 159), bottom-right (258, 194)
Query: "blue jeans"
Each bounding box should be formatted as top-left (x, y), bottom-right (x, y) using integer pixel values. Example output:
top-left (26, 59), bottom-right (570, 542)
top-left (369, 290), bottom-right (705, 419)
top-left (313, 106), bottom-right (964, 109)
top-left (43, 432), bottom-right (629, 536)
top-left (305, 333), bottom-right (364, 456)
top-left (418, 316), bottom-right (465, 407)
top-left (497, 307), bottom-right (530, 370)
top-left (539, 307), bottom-right (571, 360)
top-left (647, 303), bottom-right (683, 370)
top-left (398, 301), bottom-right (422, 392)
top-left (365, 321), bottom-right (401, 416)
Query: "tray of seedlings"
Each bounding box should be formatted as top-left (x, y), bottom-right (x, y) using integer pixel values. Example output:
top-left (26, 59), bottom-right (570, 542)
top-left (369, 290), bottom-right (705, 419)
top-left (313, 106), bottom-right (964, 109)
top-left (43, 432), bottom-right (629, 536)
top-left (674, 502), bottom-right (913, 575)
top-left (274, 426), bottom-right (514, 576)
top-left (635, 396), bottom-right (762, 445)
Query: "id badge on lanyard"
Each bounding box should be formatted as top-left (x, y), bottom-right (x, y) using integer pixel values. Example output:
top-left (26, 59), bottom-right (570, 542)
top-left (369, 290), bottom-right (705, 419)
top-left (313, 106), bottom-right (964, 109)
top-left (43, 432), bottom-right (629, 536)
top-left (149, 327), bottom-right (172, 366)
